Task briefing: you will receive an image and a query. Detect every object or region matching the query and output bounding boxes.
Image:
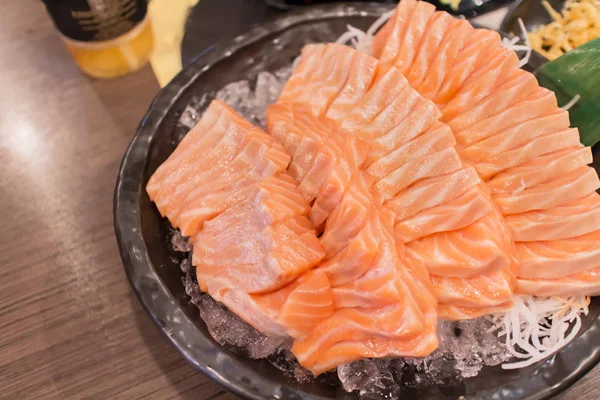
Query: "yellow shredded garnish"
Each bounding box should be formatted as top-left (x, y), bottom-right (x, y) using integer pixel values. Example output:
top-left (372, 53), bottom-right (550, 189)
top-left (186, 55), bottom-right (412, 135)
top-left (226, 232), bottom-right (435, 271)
top-left (528, 0), bottom-right (600, 60)
top-left (439, 0), bottom-right (461, 11)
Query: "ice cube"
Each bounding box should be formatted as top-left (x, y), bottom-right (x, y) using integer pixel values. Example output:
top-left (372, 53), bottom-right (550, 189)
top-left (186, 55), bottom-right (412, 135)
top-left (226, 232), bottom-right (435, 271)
top-left (178, 105), bottom-right (200, 129)
top-left (198, 295), bottom-right (282, 359)
top-left (338, 359), bottom-right (402, 399)
top-left (170, 229), bottom-right (192, 252)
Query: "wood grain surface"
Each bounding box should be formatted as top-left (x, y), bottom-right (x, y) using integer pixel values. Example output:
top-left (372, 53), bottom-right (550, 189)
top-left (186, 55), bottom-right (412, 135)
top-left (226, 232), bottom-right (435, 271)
top-left (0, 1), bottom-right (597, 400)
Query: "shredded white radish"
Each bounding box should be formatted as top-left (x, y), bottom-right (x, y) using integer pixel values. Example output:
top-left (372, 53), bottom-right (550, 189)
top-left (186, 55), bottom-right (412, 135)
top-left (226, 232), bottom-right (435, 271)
top-left (561, 94), bottom-right (581, 110)
top-left (335, 11), bottom-right (394, 56)
top-left (487, 295), bottom-right (590, 369)
top-left (502, 18), bottom-right (533, 68)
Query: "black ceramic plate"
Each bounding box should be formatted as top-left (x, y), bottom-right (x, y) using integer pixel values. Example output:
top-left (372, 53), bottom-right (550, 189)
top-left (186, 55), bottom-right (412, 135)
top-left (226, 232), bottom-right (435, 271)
top-left (114, 3), bottom-right (600, 399)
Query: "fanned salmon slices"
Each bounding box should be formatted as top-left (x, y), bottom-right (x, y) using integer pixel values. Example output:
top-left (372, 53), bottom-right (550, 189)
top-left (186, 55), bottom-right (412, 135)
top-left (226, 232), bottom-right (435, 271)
top-left (147, 0), bottom-right (600, 376)
top-left (372, 0), bottom-right (600, 297)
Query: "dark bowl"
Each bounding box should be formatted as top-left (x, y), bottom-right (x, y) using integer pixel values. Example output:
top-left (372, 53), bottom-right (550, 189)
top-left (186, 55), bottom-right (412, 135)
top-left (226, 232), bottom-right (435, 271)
top-left (114, 3), bottom-right (600, 399)
top-left (501, 0), bottom-right (564, 61)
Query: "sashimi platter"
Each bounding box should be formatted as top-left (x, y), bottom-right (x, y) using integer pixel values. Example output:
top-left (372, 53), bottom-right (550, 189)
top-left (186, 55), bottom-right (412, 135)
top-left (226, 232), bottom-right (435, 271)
top-left (115, 1), bottom-right (600, 398)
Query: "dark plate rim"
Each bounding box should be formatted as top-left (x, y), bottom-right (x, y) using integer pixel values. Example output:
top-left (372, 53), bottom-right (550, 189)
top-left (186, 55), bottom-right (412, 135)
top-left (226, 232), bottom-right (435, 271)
top-left (114, 3), bottom-right (600, 399)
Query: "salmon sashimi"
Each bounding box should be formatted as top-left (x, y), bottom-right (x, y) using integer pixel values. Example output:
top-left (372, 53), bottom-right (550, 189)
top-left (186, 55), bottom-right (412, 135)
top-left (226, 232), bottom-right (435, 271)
top-left (319, 203), bottom-right (380, 287)
top-left (441, 47), bottom-right (520, 121)
top-left (179, 173), bottom-right (297, 237)
top-left (147, 101), bottom-right (249, 198)
top-left (390, 1), bottom-right (436, 74)
top-left (452, 87), bottom-right (558, 149)
top-left (195, 216), bottom-right (325, 294)
top-left (437, 301), bottom-right (514, 320)
top-left (494, 167), bottom-right (600, 215)
top-left (459, 108), bottom-right (570, 166)
top-left (320, 173), bottom-right (373, 258)
top-left (433, 29), bottom-right (502, 106)
top-left (404, 12), bottom-right (455, 89)
top-left (516, 266), bottom-right (600, 297)
top-left (487, 145), bottom-right (591, 196)
top-left (372, 147), bottom-right (463, 202)
top-left (416, 19), bottom-right (473, 102)
top-left (394, 186), bottom-right (492, 243)
top-left (385, 167), bottom-right (481, 220)
top-left (446, 69), bottom-right (539, 139)
top-left (366, 122), bottom-right (456, 180)
top-left (506, 193), bottom-right (600, 242)
top-left (430, 269), bottom-right (514, 308)
top-left (516, 230), bottom-right (600, 279)
top-left (470, 129), bottom-right (582, 181)
top-left (377, 0), bottom-right (418, 65)
top-left (249, 270), bottom-right (334, 339)
top-left (405, 214), bottom-right (512, 277)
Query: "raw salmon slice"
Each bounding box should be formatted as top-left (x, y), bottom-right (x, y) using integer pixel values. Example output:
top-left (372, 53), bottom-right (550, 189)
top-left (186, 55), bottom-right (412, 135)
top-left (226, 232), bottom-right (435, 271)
top-left (385, 167), bottom-right (481, 220)
top-left (442, 47), bottom-right (520, 122)
top-left (459, 108), bottom-right (570, 166)
top-left (453, 87), bottom-right (558, 149)
top-left (372, 147), bottom-right (463, 203)
top-left (319, 203), bottom-right (380, 287)
top-left (405, 214), bottom-right (512, 277)
top-left (516, 230), bottom-right (600, 279)
top-left (195, 216), bottom-right (325, 294)
top-left (394, 186), bottom-right (492, 243)
top-left (433, 29), bottom-right (502, 105)
top-left (366, 122), bottom-right (456, 180)
top-left (516, 266), bottom-right (600, 296)
top-left (416, 19), bottom-right (473, 102)
top-left (377, 0), bottom-right (418, 65)
top-left (430, 269), bottom-right (514, 308)
top-left (494, 166), bottom-right (600, 215)
top-left (179, 173), bottom-right (298, 237)
top-left (447, 69), bottom-right (539, 140)
top-left (470, 128), bottom-right (581, 181)
top-left (405, 12), bottom-right (455, 89)
top-left (250, 269), bottom-right (334, 339)
top-left (291, 304), bottom-right (438, 375)
top-left (437, 301), bottom-right (514, 320)
top-left (391, 1), bottom-right (436, 74)
top-left (507, 193), bottom-right (600, 241)
top-left (320, 173), bottom-right (373, 258)
top-left (487, 146), bottom-right (591, 196)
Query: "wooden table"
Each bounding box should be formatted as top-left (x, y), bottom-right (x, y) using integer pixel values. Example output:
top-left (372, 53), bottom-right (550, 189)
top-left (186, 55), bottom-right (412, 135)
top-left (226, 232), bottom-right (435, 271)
top-left (0, 2), bottom-right (598, 399)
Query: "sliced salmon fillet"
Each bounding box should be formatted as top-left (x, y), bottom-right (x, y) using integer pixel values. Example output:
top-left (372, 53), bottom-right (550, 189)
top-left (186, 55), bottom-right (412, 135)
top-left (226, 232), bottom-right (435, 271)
top-left (438, 301), bottom-right (514, 320)
top-left (452, 87), bottom-right (558, 149)
top-left (470, 129), bottom-right (582, 181)
top-left (319, 203), bottom-right (380, 287)
top-left (179, 173), bottom-right (297, 237)
top-left (416, 19), bottom-right (473, 102)
top-left (459, 108), bottom-right (570, 166)
top-left (430, 269), bottom-right (514, 308)
top-left (146, 101), bottom-right (256, 197)
top-left (372, 146), bottom-right (463, 202)
top-left (366, 122), bottom-right (456, 180)
top-left (516, 266), bottom-right (600, 296)
top-left (516, 230), bottom-right (600, 279)
top-left (506, 193), bottom-right (600, 242)
top-left (250, 269), bottom-right (334, 340)
top-left (377, 0), bottom-right (418, 65)
top-left (494, 166), bottom-right (600, 215)
top-left (320, 173), bottom-right (373, 258)
top-left (385, 167), bottom-right (481, 221)
top-left (487, 145), bottom-right (590, 196)
top-left (441, 47), bottom-right (520, 122)
top-left (279, 44), bottom-right (326, 97)
top-left (405, 214), bottom-right (512, 277)
top-left (391, 1), bottom-right (436, 74)
top-left (291, 304), bottom-right (438, 375)
top-left (194, 216), bottom-right (325, 294)
top-left (433, 29), bottom-right (502, 105)
top-left (447, 69), bottom-right (539, 139)
top-left (394, 186), bottom-right (492, 243)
